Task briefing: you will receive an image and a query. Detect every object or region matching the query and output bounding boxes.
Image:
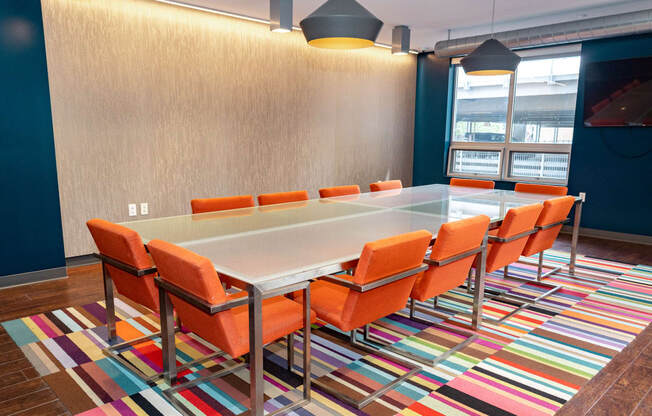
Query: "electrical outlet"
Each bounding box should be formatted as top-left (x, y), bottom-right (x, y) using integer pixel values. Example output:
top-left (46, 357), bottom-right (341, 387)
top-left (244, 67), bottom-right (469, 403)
top-left (579, 192), bottom-right (586, 202)
top-left (140, 202), bottom-right (149, 215)
top-left (128, 203), bottom-right (137, 217)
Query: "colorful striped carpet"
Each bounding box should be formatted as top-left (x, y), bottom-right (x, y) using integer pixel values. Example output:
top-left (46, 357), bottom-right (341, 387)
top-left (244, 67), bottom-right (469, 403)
top-left (2, 251), bottom-right (650, 415)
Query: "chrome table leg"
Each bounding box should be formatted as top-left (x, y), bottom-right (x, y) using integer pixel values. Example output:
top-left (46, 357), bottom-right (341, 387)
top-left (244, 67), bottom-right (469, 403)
top-left (569, 199), bottom-right (583, 276)
top-left (472, 232), bottom-right (488, 330)
top-left (248, 285), bottom-right (264, 416)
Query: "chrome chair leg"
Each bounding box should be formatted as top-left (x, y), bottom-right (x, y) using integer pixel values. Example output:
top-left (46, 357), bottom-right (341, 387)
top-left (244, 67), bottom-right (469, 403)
top-left (102, 263), bottom-right (117, 342)
top-left (287, 333), bottom-right (295, 371)
top-left (162, 286), bottom-right (313, 416)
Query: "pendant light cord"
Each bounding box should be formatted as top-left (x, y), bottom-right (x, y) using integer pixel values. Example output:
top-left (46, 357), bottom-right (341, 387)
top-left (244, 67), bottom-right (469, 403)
top-left (491, 0), bottom-right (496, 38)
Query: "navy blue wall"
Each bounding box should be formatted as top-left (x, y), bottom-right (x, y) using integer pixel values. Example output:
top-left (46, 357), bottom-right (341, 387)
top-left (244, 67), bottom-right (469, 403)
top-left (0, 0), bottom-right (66, 278)
top-left (413, 34), bottom-right (652, 236)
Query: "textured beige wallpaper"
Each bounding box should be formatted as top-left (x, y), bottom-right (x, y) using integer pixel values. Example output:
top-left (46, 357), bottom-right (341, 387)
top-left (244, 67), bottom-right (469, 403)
top-left (41, 0), bottom-right (417, 257)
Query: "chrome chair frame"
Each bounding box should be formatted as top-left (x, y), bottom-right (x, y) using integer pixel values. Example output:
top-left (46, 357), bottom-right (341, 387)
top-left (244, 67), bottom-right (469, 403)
top-left (156, 277), bottom-right (313, 416)
top-left (460, 225), bottom-right (563, 322)
top-left (311, 264), bottom-right (427, 410)
top-left (374, 247), bottom-right (485, 367)
top-left (97, 253), bottom-right (223, 384)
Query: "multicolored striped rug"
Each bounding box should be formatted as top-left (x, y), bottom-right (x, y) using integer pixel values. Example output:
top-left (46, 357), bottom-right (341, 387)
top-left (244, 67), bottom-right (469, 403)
top-left (2, 251), bottom-right (650, 415)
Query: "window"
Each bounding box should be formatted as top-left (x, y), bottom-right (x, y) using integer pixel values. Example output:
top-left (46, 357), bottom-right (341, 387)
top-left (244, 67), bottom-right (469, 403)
top-left (447, 51), bottom-right (580, 184)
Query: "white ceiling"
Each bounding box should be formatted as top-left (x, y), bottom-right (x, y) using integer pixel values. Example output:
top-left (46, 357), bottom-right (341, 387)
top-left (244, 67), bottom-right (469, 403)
top-left (175, 0), bottom-right (652, 50)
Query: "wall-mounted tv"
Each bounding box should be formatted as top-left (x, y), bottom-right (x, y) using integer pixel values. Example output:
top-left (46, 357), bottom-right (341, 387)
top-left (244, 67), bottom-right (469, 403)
top-left (583, 56), bottom-right (652, 127)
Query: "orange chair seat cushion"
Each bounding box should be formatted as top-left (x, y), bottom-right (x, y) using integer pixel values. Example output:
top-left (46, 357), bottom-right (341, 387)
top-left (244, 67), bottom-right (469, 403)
top-left (411, 215), bottom-right (490, 302)
top-left (450, 178), bottom-right (495, 189)
top-left (87, 219), bottom-right (160, 313)
top-left (191, 195), bottom-right (255, 214)
top-left (258, 191), bottom-right (309, 206)
top-left (369, 180), bottom-right (402, 192)
top-left (522, 196), bottom-right (575, 257)
top-left (176, 293), bottom-right (316, 359)
top-left (319, 185), bottom-right (361, 198)
top-left (514, 183), bottom-right (567, 196)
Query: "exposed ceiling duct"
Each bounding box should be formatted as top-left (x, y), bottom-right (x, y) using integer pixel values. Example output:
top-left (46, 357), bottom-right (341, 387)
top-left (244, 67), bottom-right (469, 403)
top-left (435, 9), bottom-right (652, 58)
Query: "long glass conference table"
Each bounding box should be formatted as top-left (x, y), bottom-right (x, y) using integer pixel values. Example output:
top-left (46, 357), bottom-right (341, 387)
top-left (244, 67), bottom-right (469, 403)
top-left (123, 184), bottom-right (583, 416)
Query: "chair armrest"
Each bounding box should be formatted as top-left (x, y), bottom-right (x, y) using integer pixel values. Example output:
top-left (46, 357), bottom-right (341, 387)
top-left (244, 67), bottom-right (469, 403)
top-left (321, 264), bottom-right (428, 293)
top-left (94, 253), bottom-right (157, 277)
top-left (536, 218), bottom-right (570, 231)
top-left (155, 277), bottom-right (248, 314)
top-left (424, 246), bottom-right (482, 267)
top-left (488, 229), bottom-right (537, 243)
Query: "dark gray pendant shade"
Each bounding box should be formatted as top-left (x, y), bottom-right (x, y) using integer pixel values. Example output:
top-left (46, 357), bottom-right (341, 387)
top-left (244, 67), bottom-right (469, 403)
top-left (460, 38), bottom-right (521, 75)
top-left (300, 0), bottom-right (383, 49)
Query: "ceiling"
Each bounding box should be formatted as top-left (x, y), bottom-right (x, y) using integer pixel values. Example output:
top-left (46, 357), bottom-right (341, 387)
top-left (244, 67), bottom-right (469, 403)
top-left (171, 0), bottom-right (652, 50)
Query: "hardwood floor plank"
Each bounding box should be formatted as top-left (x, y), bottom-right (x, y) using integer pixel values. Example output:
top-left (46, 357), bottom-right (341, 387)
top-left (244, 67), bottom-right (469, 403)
top-left (0, 388), bottom-right (57, 416)
top-left (9, 400), bottom-right (69, 416)
top-left (0, 379), bottom-right (48, 405)
top-left (0, 371), bottom-right (27, 390)
top-left (587, 363), bottom-right (652, 416)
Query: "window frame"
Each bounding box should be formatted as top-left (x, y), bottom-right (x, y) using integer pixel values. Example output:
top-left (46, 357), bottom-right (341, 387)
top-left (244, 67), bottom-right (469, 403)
top-left (446, 48), bottom-right (580, 185)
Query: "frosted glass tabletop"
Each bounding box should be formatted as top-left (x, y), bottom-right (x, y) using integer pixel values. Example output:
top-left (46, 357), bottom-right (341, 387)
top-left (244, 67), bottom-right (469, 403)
top-left (122, 184), bottom-right (576, 289)
top-left (327, 184), bottom-right (494, 209)
top-left (398, 189), bottom-right (572, 221)
top-left (124, 199), bottom-right (382, 244)
top-left (181, 210), bottom-right (446, 289)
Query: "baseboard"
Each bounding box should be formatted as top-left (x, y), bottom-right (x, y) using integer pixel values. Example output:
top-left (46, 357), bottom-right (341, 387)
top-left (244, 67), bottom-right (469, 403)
top-left (0, 266), bottom-right (68, 289)
top-left (66, 254), bottom-right (100, 268)
top-left (561, 226), bottom-right (652, 245)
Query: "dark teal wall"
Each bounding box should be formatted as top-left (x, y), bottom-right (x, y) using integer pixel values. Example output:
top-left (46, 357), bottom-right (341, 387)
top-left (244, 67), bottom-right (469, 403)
top-left (0, 0), bottom-right (66, 278)
top-left (413, 34), bottom-right (652, 236)
top-left (413, 53), bottom-right (453, 186)
top-left (568, 34), bottom-right (652, 236)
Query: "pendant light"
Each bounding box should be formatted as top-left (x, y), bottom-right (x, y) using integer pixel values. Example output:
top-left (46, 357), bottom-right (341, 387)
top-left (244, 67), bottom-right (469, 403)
top-left (461, 0), bottom-right (521, 75)
top-left (300, 0), bottom-right (383, 50)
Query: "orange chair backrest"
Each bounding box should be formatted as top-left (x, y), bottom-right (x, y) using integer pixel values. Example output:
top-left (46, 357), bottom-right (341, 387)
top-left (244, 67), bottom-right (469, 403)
top-left (257, 190), bottom-right (309, 206)
top-left (411, 215), bottom-right (490, 301)
top-left (319, 185), bottom-right (361, 198)
top-left (146, 239), bottom-right (241, 355)
top-left (450, 178), bottom-right (495, 189)
top-left (86, 219), bottom-right (159, 312)
top-left (485, 203), bottom-right (543, 273)
top-left (523, 196), bottom-right (575, 256)
top-left (514, 183), bottom-right (568, 196)
top-left (369, 180), bottom-right (402, 192)
top-left (191, 195), bottom-right (255, 214)
top-left (338, 230), bottom-right (432, 331)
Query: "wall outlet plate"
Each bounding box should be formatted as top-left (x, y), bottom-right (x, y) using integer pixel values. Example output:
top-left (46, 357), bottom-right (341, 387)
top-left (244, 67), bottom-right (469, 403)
top-left (579, 192), bottom-right (586, 202)
top-left (140, 202), bottom-right (149, 215)
top-left (128, 203), bottom-right (137, 217)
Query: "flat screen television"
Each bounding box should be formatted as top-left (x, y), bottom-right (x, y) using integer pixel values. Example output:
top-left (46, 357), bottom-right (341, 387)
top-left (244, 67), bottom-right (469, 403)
top-left (583, 56), bottom-right (652, 127)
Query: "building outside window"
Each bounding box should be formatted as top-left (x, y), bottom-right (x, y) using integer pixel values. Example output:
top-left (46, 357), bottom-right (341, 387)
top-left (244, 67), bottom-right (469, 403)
top-left (447, 49), bottom-right (581, 184)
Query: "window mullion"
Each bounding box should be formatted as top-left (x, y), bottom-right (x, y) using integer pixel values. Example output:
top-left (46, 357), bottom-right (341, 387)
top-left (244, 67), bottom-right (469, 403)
top-left (502, 72), bottom-right (517, 181)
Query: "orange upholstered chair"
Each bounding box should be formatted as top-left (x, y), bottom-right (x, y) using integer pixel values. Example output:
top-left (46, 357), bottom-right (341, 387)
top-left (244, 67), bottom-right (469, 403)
top-left (411, 215), bottom-right (490, 303)
top-left (369, 180), bottom-right (402, 192)
top-left (319, 185), bottom-right (361, 198)
top-left (258, 190), bottom-right (309, 206)
top-left (485, 203), bottom-right (544, 274)
top-left (308, 230), bottom-right (431, 408)
top-left (148, 239), bottom-right (316, 392)
top-left (450, 178), bottom-right (495, 189)
top-left (402, 215), bottom-right (490, 366)
top-left (88, 219), bottom-right (205, 382)
top-left (87, 219), bottom-right (159, 338)
top-left (515, 183), bottom-right (568, 196)
top-left (521, 196), bottom-right (575, 280)
top-left (190, 195), bottom-right (255, 214)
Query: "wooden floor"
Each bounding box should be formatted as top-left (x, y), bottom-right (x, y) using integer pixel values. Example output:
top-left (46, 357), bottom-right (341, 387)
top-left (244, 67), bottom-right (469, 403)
top-left (0, 235), bottom-right (650, 416)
